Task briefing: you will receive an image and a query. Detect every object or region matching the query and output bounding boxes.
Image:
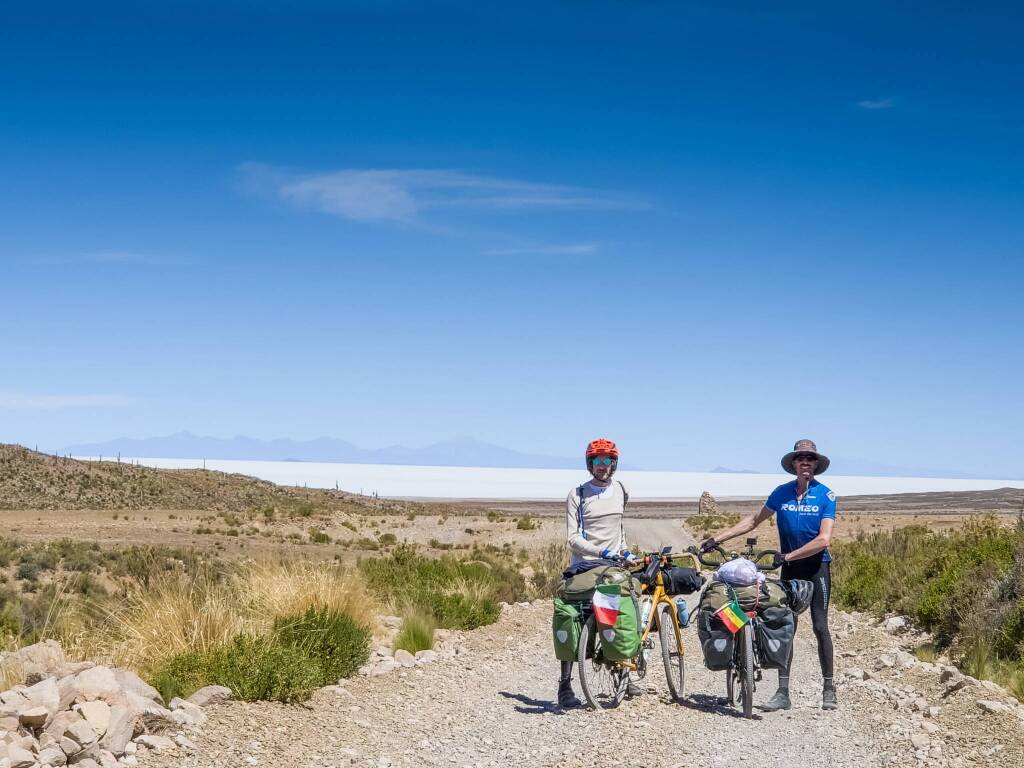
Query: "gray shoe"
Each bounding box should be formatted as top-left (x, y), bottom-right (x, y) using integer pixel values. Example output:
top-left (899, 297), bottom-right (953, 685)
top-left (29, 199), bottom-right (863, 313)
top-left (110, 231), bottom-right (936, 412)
top-left (822, 687), bottom-right (838, 710)
top-left (759, 688), bottom-right (792, 711)
top-left (557, 681), bottom-right (582, 709)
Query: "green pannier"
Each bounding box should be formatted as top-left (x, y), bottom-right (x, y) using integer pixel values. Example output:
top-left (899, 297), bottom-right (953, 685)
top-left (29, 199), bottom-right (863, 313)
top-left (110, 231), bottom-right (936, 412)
top-left (552, 598), bottom-right (583, 661)
top-left (557, 565), bottom-right (641, 602)
top-left (594, 590), bottom-right (641, 661)
top-left (699, 578), bottom-right (787, 614)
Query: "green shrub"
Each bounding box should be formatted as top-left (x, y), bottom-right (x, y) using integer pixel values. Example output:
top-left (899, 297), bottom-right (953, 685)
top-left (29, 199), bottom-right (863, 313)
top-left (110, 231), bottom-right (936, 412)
top-left (515, 515), bottom-right (536, 531)
top-left (273, 606), bottom-right (370, 682)
top-left (378, 533), bottom-right (397, 546)
top-left (150, 634), bottom-right (322, 703)
top-left (394, 610), bottom-right (435, 654)
top-left (360, 545), bottom-right (521, 631)
top-left (308, 527), bottom-right (331, 544)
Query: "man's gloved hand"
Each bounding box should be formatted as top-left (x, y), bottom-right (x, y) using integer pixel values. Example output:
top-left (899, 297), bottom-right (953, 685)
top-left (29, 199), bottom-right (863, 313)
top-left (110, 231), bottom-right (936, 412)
top-left (621, 550), bottom-right (639, 564)
top-left (771, 552), bottom-right (788, 569)
top-left (699, 537), bottom-right (718, 554)
top-left (600, 548), bottom-right (613, 559)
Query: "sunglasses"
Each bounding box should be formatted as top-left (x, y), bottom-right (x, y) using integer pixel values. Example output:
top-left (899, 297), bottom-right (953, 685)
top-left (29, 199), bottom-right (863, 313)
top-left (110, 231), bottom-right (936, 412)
top-left (591, 457), bottom-right (615, 466)
top-left (794, 454), bottom-right (818, 462)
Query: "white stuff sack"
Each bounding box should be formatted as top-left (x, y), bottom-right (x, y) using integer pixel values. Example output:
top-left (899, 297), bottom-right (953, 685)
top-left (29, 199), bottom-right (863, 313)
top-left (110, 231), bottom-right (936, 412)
top-left (713, 557), bottom-right (763, 587)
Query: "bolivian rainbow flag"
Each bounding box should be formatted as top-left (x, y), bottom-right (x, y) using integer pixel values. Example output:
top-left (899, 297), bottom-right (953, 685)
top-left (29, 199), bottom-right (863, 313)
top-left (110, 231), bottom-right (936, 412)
top-left (592, 584), bottom-right (621, 626)
top-left (714, 599), bottom-right (749, 635)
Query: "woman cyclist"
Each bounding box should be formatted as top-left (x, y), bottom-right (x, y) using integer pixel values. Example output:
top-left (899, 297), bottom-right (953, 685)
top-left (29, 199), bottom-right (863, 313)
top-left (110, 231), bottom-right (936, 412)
top-left (557, 438), bottom-right (635, 708)
top-left (700, 439), bottom-right (838, 711)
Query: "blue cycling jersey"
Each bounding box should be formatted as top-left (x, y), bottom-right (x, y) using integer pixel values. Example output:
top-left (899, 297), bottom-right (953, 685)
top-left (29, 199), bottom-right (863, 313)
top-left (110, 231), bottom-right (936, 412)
top-left (765, 480), bottom-right (837, 562)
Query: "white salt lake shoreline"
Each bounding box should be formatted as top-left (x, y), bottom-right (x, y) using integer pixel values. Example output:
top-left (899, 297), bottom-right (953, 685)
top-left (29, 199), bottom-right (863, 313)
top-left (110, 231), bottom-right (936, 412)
top-left (74, 456), bottom-right (1024, 500)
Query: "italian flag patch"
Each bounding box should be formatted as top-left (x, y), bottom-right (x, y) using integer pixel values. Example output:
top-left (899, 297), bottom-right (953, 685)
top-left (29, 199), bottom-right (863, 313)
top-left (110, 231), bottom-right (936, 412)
top-left (714, 600), bottom-right (749, 634)
top-left (592, 584), bottom-right (621, 627)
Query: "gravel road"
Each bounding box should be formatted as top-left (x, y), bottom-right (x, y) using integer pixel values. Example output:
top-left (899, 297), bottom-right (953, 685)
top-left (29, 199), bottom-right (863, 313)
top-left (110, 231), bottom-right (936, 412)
top-left (146, 606), bottom-right (889, 768)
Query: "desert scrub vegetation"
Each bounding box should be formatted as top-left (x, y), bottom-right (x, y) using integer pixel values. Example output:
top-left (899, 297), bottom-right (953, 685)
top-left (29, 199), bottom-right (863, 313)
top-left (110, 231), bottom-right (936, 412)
top-left (833, 514), bottom-right (1024, 698)
top-left (393, 609), bottom-right (436, 654)
top-left (360, 544), bottom-right (527, 631)
top-left (686, 512), bottom-right (742, 538)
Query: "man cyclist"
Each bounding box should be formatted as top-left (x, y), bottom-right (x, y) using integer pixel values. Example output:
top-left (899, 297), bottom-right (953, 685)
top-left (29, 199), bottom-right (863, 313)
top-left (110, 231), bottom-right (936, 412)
top-left (558, 438), bottom-right (635, 709)
top-left (700, 439), bottom-right (838, 711)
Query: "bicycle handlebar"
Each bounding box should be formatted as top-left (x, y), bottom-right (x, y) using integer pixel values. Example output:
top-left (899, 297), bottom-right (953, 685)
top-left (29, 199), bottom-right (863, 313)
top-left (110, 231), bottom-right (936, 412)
top-left (686, 545), bottom-right (784, 571)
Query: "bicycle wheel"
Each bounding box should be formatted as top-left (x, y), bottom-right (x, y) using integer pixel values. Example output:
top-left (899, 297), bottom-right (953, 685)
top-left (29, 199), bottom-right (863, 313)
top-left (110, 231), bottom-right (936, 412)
top-left (657, 603), bottom-right (685, 703)
top-left (739, 623), bottom-right (754, 718)
top-left (726, 666), bottom-right (735, 706)
top-left (577, 615), bottom-right (628, 710)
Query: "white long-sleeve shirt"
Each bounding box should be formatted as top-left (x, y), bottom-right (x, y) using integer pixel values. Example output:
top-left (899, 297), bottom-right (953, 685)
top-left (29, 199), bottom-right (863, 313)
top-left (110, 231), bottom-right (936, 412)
top-left (565, 480), bottom-right (628, 565)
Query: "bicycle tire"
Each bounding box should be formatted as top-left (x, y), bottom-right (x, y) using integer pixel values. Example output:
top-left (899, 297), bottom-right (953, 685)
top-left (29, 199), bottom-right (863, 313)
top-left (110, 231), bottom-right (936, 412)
top-left (739, 623), bottom-right (754, 718)
top-left (577, 614), bottom-right (627, 710)
top-left (725, 666), bottom-right (735, 706)
top-left (657, 603), bottom-right (685, 703)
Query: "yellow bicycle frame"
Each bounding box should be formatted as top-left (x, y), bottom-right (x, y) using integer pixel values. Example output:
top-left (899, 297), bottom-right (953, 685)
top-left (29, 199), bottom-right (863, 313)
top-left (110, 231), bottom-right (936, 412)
top-left (617, 551), bottom-right (700, 671)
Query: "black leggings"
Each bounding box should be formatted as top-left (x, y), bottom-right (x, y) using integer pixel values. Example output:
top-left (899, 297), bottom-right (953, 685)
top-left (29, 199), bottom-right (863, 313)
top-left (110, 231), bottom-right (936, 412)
top-left (781, 558), bottom-right (834, 680)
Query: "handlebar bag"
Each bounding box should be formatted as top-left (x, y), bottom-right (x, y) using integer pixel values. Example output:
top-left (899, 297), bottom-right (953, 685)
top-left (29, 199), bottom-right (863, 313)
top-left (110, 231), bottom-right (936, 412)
top-left (696, 606), bottom-right (734, 671)
top-left (552, 598), bottom-right (583, 661)
top-left (754, 606), bottom-right (796, 669)
top-left (663, 566), bottom-right (703, 596)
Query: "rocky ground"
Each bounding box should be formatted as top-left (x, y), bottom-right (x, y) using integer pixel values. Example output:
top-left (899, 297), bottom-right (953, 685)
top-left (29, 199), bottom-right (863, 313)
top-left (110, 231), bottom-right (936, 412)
top-left (138, 599), bottom-right (1024, 768)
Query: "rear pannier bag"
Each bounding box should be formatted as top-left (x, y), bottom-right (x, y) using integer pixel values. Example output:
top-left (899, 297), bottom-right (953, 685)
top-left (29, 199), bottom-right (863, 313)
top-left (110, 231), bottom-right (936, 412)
top-left (754, 606), bottom-right (796, 670)
top-left (663, 566), bottom-right (703, 596)
top-left (552, 598), bottom-right (583, 661)
top-left (594, 590), bottom-right (641, 661)
top-left (696, 607), bottom-right (734, 671)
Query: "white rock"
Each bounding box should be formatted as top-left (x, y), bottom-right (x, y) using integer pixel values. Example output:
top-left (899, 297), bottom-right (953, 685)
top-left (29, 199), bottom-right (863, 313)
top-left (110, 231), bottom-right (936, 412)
top-left (37, 745), bottom-right (67, 766)
top-left (174, 734), bottom-right (196, 750)
top-left (112, 670), bottom-right (162, 706)
top-left (414, 650), bottom-right (438, 663)
top-left (65, 718), bottom-right (98, 747)
top-left (6, 745), bottom-right (35, 768)
top-left (134, 734), bottom-right (175, 751)
top-left (185, 685), bottom-right (232, 707)
top-left (168, 698), bottom-right (205, 727)
top-left (381, 616), bottom-right (402, 629)
top-left (927, 706), bottom-right (941, 718)
top-left (909, 733), bottom-right (930, 749)
top-left (73, 667), bottom-right (120, 703)
top-left (921, 721), bottom-right (940, 734)
top-left (393, 649), bottom-right (416, 667)
top-left (876, 655), bottom-right (896, 669)
top-left (25, 677), bottom-right (60, 717)
top-left (98, 705), bottom-right (133, 755)
top-left (883, 616), bottom-right (907, 633)
top-left (74, 701), bottom-right (111, 737)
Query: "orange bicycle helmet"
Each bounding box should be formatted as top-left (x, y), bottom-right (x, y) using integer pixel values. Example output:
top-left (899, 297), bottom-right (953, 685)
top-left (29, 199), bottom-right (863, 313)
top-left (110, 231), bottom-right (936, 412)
top-left (585, 438), bottom-right (619, 459)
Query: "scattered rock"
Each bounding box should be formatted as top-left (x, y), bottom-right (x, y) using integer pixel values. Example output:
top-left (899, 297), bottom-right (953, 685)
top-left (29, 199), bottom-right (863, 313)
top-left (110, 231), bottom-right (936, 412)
top-left (185, 685), bottom-right (233, 708)
top-left (73, 701), bottom-right (111, 737)
top-left (882, 616), bottom-right (907, 634)
top-left (135, 734), bottom-right (176, 751)
top-left (415, 650), bottom-right (438, 664)
top-left (6, 744), bottom-right (36, 768)
top-left (698, 490), bottom-right (718, 516)
top-left (393, 649), bottom-right (416, 667)
top-left (875, 655), bottom-right (895, 669)
top-left (909, 733), bottom-right (930, 749)
top-left (18, 705), bottom-right (50, 728)
top-left (73, 667), bottom-right (120, 703)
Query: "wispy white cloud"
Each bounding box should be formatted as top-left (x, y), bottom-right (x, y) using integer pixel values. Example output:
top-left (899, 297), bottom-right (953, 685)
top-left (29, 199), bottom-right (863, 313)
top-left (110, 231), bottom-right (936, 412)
top-left (239, 163), bottom-right (638, 224)
top-left (482, 243), bottom-right (599, 256)
top-left (857, 98), bottom-right (896, 110)
top-left (0, 392), bottom-right (137, 410)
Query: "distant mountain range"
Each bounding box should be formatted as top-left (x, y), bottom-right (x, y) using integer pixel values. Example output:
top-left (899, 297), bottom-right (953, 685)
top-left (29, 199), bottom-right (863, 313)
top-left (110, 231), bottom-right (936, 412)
top-left (59, 433), bottom-right (1006, 478)
top-left (62, 433), bottom-right (583, 470)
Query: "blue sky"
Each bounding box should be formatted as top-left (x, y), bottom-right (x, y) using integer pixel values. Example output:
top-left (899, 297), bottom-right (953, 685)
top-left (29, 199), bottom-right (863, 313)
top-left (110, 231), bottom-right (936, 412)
top-left (1, 1), bottom-right (1022, 476)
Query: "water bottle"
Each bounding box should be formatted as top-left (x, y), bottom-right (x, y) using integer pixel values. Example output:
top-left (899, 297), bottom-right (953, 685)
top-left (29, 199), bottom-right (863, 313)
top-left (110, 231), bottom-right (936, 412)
top-left (640, 597), bottom-right (652, 629)
top-left (675, 597), bottom-right (690, 628)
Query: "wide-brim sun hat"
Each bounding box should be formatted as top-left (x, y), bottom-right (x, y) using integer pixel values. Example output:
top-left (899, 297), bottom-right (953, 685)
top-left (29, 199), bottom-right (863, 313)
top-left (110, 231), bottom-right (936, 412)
top-left (781, 439), bottom-right (830, 475)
